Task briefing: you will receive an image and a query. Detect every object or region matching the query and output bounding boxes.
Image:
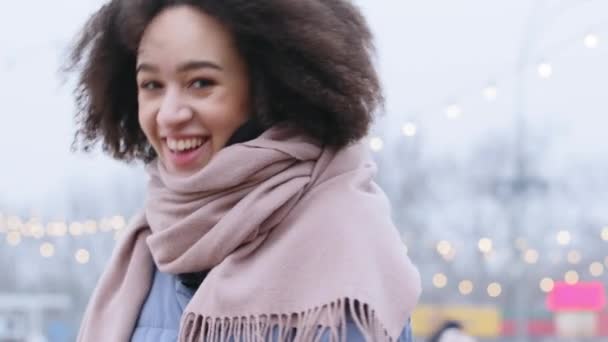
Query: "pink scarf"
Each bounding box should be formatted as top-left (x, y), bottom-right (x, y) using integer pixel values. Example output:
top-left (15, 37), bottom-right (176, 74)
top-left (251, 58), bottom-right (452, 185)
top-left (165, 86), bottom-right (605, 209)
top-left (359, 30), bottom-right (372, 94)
top-left (77, 126), bottom-right (420, 341)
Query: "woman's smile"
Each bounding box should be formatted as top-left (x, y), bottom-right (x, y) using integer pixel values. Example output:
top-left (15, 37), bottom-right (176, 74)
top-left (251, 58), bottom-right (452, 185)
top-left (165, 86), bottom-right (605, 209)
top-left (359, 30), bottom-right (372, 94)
top-left (163, 135), bottom-right (211, 169)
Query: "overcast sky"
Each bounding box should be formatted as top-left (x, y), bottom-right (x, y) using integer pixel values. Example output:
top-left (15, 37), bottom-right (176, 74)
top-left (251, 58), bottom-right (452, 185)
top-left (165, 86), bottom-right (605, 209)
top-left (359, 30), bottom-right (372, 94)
top-left (1, 0), bottom-right (607, 214)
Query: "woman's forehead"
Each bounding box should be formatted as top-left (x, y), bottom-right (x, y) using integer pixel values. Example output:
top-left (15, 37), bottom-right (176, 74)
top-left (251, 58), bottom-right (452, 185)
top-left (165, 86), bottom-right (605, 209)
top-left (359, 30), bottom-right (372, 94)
top-left (137, 6), bottom-right (236, 66)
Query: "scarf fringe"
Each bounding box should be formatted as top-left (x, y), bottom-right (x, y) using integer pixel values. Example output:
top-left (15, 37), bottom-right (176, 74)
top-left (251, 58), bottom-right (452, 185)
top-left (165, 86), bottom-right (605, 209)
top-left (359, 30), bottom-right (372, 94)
top-left (179, 298), bottom-right (394, 342)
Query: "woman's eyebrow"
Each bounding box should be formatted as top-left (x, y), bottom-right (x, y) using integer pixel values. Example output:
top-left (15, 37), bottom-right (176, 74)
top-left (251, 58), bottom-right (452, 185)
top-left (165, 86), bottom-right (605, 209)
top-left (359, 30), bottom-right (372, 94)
top-left (136, 60), bottom-right (223, 75)
top-left (176, 60), bottom-right (223, 73)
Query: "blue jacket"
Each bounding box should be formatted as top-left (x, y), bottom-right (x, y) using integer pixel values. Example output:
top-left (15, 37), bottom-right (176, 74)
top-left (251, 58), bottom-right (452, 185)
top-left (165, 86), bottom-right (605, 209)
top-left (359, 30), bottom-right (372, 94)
top-left (131, 266), bottom-right (412, 341)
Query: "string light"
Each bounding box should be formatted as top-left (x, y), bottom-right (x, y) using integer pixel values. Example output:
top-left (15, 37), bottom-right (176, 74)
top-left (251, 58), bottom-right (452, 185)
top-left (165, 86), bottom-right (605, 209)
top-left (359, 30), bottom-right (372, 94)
top-left (369, 137), bottom-right (384, 152)
top-left (84, 220), bottom-right (98, 234)
top-left (564, 270), bottom-right (579, 285)
top-left (482, 84), bottom-right (498, 101)
top-left (401, 122), bottom-right (417, 137)
top-left (567, 250), bottom-right (581, 265)
top-left (40, 242), bottom-right (55, 258)
top-left (537, 62), bottom-right (553, 79)
top-left (589, 262), bottom-right (604, 277)
top-left (30, 222), bottom-right (45, 239)
top-left (540, 278), bottom-right (554, 293)
top-left (478, 238), bottom-right (493, 254)
top-left (6, 231), bottom-right (21, 246)
top-left (487, 282), bottom-right (502, 297)
top-left (458, 280), bottom-right (473, 295)
top-left (433, 273), bottom-right (448, 288)
top-left (584, 33), bottom-right (599, 49)
top-left (445, 104), bottom-right (462, 119)
top-left (556, 230), bottom-right (571, 246)
top-left (523, 249), bottom-right (539, 264)
top-left (601, 227), bottom-right (608, 241)
top-left (436, 240), bottom-right (452, 256)
top-left (443, 247), bottom-right (457, 261)
top-left (69, 222), bottom-right (84, 236)
top-left (0, 215), bottom-right (126, 240)
top-left (75, 249), bottom-right (90, 264)
top-left (110, 216), bottom-right (126, 230)
top-left (47, 222), bottom-right (68, 237)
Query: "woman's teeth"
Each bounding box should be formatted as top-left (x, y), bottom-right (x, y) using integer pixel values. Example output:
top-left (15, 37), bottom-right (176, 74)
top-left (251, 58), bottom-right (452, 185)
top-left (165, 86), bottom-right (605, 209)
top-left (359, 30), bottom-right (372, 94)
top-left (167, 137), bottom-right (205, 152)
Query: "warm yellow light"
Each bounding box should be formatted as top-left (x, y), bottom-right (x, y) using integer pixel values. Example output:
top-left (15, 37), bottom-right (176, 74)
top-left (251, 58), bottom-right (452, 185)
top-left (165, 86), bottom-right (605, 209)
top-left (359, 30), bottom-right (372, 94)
top-left (567, 250), bottom-right (581, 265)
top-left (84, 220), bottom-right (98, 234)
top-left (7, 216), bottom-right (22, 231)
top-left (540, 278), bottom-right (554, 293)
top-left (436, 240), bottom-right (452, 256)
top-left (31, 223), bottom-right (45, 239)
top-left (584, 33), bottom-right (599, 49)
top-left (6, 231), bottom-right (21, 246)
top-left (369, 137), bottom-right (384, 152)
top-left (69, 222), bottom-right (84, 236)
top-left (433, 273), bottom-right (447, 288)
top-left (487, 282), bottom-right (502, 297)
top-left (538, 62), bottom-right (553, 78)
top-left (53, 222), bottom-right (68, 236)
top-left (401, 123), bottom-right (417, 137)
top-left (589, 262), bottom-right (604, 277)
top-left (40, 243), bottom-right (55, 258)
top-left (458, 280), bottom-right (473, 295)
top-left (556, 230), bottom-right (571, 245)
top-left (75, 249), bottom-right (90, 264)
top-left (482, 85), bottom-right (498, 101)
top-left (445, 104), bottom-right (462, 119)
top-left (478, 238), bottom-right (493, 254)
top-left (111, 216), bottom-right (126, 230)
top-left (45, 223), bottom-right (55, 236)
top-left (442, 247), bottom-right (457, 262)
top-left (523, 249), bottom-right (539, 264)
top-left (564, 270), bottom-right (579, 285)
top-left (601, 227), bottom-right (608, 241)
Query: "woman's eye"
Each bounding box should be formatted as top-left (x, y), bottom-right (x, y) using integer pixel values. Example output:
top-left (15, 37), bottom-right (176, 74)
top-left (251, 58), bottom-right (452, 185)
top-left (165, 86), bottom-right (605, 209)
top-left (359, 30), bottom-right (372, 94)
top-left (190, 79), bottom-right (215, 89)
top-left (140, 81), bottom-right (162, 90)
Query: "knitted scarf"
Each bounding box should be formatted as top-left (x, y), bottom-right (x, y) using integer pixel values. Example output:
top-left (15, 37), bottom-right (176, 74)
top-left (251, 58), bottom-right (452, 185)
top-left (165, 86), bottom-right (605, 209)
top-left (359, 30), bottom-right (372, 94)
top-left (77, 126), bottom-right (420, 341)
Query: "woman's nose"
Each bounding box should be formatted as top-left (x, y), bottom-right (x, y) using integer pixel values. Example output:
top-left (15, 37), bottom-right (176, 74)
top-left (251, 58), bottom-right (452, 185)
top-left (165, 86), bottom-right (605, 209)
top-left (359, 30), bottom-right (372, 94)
top-left (157, 89), bottom-right (193, 128)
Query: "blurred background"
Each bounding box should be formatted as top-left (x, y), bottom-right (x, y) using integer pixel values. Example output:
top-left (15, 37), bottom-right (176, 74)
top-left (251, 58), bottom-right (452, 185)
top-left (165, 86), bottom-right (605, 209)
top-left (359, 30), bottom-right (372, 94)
top-left (0, 0), bottom-right (607, 341)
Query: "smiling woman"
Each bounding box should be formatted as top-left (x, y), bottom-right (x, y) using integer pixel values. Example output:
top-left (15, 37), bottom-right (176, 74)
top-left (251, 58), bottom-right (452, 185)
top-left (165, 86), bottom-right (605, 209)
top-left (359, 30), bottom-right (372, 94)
top-left (135, 7), bottom-right (251, 175)
top-left (65, 1), bottom-right (420, 341)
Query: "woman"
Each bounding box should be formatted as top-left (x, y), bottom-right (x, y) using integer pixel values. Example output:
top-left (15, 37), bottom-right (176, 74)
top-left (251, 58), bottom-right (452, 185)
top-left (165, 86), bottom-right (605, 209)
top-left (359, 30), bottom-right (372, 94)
top-left (67, 0), bottom-right (421, 341)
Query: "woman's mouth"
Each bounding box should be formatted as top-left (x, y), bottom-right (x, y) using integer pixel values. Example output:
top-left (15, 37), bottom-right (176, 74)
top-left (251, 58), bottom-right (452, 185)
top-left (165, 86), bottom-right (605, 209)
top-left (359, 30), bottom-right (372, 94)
top-left (164, 136), bottom-right (210, 170)
top-left (167, 137), bottom-right (206, 152)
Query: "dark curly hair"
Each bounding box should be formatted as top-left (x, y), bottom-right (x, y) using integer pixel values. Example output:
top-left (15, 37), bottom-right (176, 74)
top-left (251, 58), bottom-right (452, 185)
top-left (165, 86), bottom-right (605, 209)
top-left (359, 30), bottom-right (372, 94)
top-left (65, 0), bottom-right (383, 162)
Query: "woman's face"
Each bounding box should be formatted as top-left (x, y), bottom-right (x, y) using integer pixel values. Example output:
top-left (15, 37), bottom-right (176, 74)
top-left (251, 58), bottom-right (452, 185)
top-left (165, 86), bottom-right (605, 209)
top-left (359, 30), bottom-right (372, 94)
top-left (136, 5), bottom-right (251, 176)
